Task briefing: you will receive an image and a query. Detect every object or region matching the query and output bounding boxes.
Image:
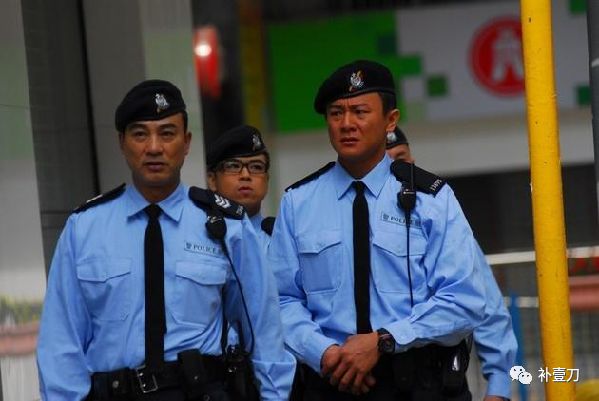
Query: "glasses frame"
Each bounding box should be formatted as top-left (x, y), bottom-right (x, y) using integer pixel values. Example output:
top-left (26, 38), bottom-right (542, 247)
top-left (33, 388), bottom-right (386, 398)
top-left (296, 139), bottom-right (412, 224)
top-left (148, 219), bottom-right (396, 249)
top-left (217, 158), bottom-right (269, 175)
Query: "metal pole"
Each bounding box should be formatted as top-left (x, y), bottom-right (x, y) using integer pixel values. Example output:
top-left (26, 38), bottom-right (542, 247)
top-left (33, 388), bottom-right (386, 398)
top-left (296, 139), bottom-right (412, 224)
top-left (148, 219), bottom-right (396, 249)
top-left (520, 1), bottom-right (575, 400)
top-left (586, 0), bottom-right (599, 219)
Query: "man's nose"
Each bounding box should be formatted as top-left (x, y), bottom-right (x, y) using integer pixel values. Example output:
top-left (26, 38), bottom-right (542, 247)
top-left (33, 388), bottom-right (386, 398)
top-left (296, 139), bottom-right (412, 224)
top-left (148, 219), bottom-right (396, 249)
top-left (340, 111), bottom-right (354, 130)
top-left (239, 165), bottom-right (252, 178)
top-left (147, 134), bottom-right (163, 153)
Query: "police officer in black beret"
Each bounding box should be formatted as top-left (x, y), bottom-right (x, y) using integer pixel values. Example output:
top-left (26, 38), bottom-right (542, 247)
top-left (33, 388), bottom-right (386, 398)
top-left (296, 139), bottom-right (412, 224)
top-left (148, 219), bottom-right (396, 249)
top-left (385, 127), bottom-right (412, 163)
top-left (37, 79), bottom-right (295, 401)
top-left (269, 60), bottom-right (485, 400)
top-left (206, 125), bottom-right (277, 242)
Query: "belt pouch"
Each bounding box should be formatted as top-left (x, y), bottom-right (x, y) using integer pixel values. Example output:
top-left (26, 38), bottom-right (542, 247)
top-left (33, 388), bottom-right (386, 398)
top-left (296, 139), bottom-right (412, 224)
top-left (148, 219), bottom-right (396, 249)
top-left (178, 349), bottom-right (208, 398)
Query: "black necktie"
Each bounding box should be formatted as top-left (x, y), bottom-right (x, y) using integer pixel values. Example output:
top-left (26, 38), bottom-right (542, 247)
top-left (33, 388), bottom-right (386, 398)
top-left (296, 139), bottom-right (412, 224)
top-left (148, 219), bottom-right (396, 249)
top-left (144, 204), bottom-right (165, 371)
top-left (352, 181), bottom-right (372, 334)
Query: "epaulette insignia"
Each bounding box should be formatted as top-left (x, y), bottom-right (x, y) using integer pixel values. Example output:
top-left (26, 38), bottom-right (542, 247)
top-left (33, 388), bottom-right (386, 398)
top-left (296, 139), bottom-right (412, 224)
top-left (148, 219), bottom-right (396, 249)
top-left (188, 186), bottom-right (245, 219)
top-left (73, 183), bottom-right (126, 213)
top-left (261, 216), bottom-right (275, 236)
top-left (285, 161), bottom-right (335, 192)
top-left (390, 160), bottom-right (446, 196)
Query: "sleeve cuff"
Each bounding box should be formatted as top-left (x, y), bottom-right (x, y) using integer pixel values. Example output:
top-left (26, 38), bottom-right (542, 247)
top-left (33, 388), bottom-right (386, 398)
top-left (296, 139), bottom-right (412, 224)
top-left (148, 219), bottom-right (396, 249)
top-left (252, 355), bottom-right (297, 401)
top-left (384, 320), bottom-right (417, 352)
top-left (486, 372), bottom-right (512, 399)
top-left (303, 334), bottom-right (337, 374)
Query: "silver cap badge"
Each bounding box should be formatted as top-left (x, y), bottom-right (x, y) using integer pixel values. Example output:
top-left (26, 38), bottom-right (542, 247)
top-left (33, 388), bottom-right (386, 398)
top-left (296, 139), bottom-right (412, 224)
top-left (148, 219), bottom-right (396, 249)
top-left (155, 93), bottom-right (170, 113)
top-left (252, 134), bottom-right (262, 151)
top-left (349, 70), bottom-right (365, 92)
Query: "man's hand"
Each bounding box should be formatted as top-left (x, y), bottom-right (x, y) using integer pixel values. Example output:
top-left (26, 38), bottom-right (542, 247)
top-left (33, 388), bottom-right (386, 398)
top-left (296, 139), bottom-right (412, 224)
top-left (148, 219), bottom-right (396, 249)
top-left (330, 332), bottom-right (380, 394)
top-left (320, 344), bottom-right (341, 377)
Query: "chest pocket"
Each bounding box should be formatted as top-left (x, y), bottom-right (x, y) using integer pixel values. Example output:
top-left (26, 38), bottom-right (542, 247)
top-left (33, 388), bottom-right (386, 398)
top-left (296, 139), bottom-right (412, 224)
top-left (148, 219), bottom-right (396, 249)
top-left (372, 231), bottom-right (428, 294)
top-left (76, 258), bottom-right (132, 321)
top-left (171, 260), bottom-right (228, 327)
top-left (297, 230), bottom-right (343, 294)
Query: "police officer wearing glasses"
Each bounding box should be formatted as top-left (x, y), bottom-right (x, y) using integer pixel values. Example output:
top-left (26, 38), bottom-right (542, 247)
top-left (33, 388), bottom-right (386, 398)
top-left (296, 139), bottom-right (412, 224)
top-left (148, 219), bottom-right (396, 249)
top-left (206, 125), bottom-right (274, 251)
top-left (268, 60), bottom-right (486, 401)
top-left (36, 80), bottom-right (294, 401)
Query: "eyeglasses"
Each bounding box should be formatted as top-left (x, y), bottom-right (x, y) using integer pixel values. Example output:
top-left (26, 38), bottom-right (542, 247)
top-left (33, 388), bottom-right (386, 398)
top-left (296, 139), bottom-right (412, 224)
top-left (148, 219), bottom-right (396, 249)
top-left (217, 159), bottom-right (268, 175)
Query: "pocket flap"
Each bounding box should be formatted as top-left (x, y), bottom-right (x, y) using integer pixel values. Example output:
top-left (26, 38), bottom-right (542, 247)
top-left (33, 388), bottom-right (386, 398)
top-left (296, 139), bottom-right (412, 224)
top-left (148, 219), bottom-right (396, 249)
top-left (297, 230), bottom-right (342, 254)
top-left (76, 258), bottom-right (131, 282)
top-left (373, 232), bottom-right (426, 257)
top-left (175, 261), bottom-right (227, 285)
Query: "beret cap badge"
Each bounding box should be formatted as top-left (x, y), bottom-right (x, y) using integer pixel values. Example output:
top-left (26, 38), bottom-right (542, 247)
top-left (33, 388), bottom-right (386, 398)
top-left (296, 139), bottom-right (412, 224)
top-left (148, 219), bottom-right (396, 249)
top-left (252, 134), bottom-right (262, 151)
top-left (155, 93), bottom-right (170, 113)
top-left (349, 70), bottom-right (364, 92)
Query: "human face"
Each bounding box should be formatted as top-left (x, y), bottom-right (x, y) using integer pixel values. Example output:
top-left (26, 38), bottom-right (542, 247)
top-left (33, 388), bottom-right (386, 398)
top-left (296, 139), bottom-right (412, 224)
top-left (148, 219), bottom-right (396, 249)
top-left (387, 144), bottom-right (414, 163)
top-left (326, 92), bottom-right (398, 178)
top-left (119, 113), bottom-right (191, 202)
top-left (207, 154), bottom-right (269, 217)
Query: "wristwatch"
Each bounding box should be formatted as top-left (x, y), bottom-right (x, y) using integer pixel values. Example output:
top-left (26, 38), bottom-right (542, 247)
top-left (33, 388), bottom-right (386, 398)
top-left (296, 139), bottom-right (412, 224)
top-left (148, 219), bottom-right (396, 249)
top-left (377, 328), bottom-right (395, 354)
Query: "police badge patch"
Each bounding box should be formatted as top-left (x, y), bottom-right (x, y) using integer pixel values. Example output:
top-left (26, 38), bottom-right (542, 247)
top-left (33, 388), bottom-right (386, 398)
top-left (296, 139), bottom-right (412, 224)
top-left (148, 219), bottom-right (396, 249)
top-left (348, 70), bottom-right (364, 92)
top-left (155, 93), bottom-right (170, 113)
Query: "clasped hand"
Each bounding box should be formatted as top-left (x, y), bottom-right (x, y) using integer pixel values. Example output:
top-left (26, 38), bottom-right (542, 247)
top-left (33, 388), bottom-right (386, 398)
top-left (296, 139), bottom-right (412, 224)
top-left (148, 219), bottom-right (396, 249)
top-left (320, 332), bottom-right (380, 395)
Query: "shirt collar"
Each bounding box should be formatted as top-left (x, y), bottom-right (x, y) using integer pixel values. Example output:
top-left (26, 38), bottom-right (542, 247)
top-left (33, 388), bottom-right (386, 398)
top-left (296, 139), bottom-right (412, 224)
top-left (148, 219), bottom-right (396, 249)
top-left (333, 154), bottom-right (392, 200)
top-left (125, 183), bottom-right (186, 222)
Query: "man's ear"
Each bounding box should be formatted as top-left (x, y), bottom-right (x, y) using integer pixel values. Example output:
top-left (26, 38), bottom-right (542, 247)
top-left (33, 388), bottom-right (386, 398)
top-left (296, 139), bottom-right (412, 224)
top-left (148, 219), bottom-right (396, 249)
top-left (385, 108), bottom-right (400, 133)
top-left (206, 171), bottom-right (217, 192)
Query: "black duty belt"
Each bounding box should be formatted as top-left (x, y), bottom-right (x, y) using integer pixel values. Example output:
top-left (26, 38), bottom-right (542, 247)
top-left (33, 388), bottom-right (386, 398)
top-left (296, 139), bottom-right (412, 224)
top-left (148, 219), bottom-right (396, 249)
top-left (89, 354), bottom-right (226, 399)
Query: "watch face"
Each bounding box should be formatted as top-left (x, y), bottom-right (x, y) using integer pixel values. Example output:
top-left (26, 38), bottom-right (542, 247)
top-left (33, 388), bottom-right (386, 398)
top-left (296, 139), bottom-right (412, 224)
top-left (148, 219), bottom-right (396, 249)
top-left (378, 335), bottom-right (395, 354)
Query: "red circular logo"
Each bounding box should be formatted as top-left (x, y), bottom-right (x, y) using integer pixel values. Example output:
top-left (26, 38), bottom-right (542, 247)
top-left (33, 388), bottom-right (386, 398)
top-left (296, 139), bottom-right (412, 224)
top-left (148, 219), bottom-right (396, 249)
top-left (470, 17), bottom-right (524, 96)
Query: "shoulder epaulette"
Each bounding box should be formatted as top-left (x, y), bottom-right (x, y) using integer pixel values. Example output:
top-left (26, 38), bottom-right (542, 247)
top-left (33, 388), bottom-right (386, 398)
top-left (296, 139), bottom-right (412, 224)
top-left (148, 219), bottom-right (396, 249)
top-left (285, 161), bottom-right (335, 192)
top-left (390, 160), bottom-right (446, 196)
top-left (73, 183), bottom-right (126, 213)
top-left (188, 186), bottom-right (245, 219)
top-left (261, 216), bottom-right (275, 236)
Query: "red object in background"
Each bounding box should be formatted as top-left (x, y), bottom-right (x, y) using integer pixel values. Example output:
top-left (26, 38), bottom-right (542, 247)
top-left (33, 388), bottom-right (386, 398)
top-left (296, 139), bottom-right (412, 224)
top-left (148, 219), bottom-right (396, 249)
top-left (194, 26), bottom-right (222, 99)
top-left (470, 16), bottom-right (525, 96)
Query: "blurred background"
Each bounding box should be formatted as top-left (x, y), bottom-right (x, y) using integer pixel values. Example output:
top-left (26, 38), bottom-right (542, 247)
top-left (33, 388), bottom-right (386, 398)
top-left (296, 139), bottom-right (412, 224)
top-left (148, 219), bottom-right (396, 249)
top-left (0, 0), bottom-right (597, 400)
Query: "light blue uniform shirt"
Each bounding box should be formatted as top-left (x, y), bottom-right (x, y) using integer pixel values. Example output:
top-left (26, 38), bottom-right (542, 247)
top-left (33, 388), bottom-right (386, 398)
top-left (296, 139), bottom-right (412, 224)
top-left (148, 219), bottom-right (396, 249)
top-left (37, 183), bottom-right (294, 401)
top-left (268, 155), bottom-right (486, 372)
top-left (250, 213), bottom-right (272, 254)
top-left (473, 243), bottom-right (517, 398)
top-left (226, 213), bottom-right (274, 346)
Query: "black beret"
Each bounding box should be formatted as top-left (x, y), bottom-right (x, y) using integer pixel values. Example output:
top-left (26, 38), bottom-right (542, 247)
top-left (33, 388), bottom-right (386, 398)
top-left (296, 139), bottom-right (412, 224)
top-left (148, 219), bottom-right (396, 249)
top-left (386, 127), bottom-right (409, 149)
top-left (314, 60), bottom-right (396, 114)
top-left (115, 79), bottom-right (186, 132)
top-left (206, 125), bottom-right (267, 169)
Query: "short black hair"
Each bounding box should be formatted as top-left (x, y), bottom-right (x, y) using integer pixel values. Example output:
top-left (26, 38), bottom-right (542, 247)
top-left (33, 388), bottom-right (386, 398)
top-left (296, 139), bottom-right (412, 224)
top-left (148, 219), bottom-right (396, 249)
top-left (378, 92), bottom-right (397, 115)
